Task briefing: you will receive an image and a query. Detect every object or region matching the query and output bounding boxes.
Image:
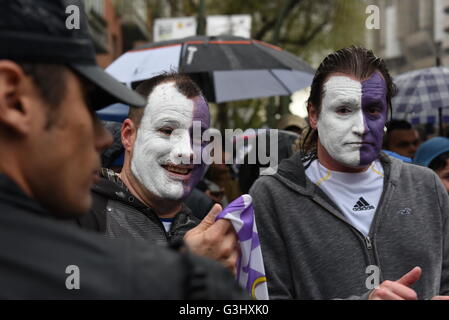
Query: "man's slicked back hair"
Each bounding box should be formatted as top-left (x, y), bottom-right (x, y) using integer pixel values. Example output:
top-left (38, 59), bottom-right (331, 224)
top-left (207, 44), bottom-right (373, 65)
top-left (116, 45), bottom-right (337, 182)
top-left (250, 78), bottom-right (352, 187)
top-left (307, 46), bottom-right (396, 114)
top-left (128, 73), bottom-right (205, 128)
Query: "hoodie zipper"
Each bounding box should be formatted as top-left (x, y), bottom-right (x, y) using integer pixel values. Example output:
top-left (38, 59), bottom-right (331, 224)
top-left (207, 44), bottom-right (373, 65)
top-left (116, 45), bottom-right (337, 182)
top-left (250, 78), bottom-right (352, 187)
top-left (365, 236), bottom-right (372, 250)
top-left (309, 186), bottom-right (388, 283)
top-left (306, 191), bottom-right (378, 269)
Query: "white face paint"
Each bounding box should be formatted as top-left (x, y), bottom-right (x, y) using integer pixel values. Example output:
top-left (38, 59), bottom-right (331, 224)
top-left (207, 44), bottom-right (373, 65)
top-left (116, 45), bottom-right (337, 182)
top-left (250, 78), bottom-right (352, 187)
top-left (130, 82), bottom-right (208, 200)
top-left (317, 76), bottom-right (365, 167)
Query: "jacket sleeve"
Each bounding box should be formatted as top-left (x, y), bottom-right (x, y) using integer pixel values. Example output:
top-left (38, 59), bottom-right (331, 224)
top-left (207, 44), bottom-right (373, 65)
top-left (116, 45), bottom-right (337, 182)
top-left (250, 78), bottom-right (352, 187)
top-left (435, 174), bottom-right (449, 296)
top-left (129, 240), bottom-right (248, 299)
top-left (250, 177), bottom-right (295, 299)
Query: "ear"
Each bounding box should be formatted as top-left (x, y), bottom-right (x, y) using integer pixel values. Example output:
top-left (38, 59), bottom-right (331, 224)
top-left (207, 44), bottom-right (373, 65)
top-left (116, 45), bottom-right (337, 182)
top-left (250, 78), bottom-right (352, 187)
top-left (121, 118), bottom-right (138, 152)
top-left (0, 61), bottom-right (33, 135)
top-left (307, 103), bottom-right (319, 130)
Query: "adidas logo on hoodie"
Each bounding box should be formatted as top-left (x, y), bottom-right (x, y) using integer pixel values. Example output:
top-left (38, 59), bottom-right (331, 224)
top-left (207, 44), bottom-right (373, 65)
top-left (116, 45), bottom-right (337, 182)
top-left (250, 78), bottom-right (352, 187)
top-left (352, 197), bottom-right (375, 212)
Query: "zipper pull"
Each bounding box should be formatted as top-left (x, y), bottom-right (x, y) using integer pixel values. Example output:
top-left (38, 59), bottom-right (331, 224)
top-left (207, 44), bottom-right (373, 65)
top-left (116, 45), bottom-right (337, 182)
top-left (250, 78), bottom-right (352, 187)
top-left (365, 236), bottom-right (372, 250)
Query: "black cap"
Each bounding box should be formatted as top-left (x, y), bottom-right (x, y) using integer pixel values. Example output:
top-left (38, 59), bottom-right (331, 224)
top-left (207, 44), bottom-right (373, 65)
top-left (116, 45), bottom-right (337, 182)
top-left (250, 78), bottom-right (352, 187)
top-left (0, 0), bottom-right (146, 109)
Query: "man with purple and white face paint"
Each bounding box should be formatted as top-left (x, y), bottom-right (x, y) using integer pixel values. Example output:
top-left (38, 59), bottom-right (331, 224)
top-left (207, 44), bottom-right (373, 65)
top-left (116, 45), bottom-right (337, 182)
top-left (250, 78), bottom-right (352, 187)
top-left (316, 72), bottom-right (387, 169)
top-left (78, 74), bottom-right (239, 275)
top-left (130, 81), bottom-right (209, 201)
top-left (250, 47), bottom-right (449, 300)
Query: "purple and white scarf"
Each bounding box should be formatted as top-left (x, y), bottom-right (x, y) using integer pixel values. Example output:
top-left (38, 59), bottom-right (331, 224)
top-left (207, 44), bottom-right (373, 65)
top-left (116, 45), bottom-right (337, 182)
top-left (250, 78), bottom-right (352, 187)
top-left (216, 194), bottom-right (269, 300)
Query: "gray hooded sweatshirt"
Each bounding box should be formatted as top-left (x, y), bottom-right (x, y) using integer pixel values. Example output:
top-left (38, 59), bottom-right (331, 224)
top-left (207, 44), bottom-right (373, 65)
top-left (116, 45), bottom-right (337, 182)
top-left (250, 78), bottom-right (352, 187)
top-left (249, 152), bottom-right (449, 300)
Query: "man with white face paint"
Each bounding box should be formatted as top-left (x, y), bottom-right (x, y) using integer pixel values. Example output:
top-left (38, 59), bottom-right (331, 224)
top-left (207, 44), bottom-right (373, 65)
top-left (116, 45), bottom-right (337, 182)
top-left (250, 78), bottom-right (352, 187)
top-left (77, 73), bottom-right (239, 274)
top-left (250, 47), bottom-right (449, 300)
top-left (130, 81), bottom-right (209, 202)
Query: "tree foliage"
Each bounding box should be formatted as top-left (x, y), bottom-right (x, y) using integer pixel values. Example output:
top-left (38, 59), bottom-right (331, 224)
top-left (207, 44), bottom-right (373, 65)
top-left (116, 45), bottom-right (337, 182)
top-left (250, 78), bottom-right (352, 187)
top-left (149, 0), bottom-right (366, 63)
top-left (145, 0), bottom-right (367, 129)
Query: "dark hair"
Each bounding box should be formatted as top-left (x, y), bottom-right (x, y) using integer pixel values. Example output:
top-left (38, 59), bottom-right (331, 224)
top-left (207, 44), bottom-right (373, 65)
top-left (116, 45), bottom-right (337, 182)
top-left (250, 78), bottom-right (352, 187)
top-left (386, 119), bottom-right (412, 131)
top-left (16, 61), bottom-right (68, 129)
top-left (17, 62), bottom-right (67, 108)
top-left (383, 119), bottom-right (414, 148)
top-left (301, 46), bottom-right (397, 152)
top-left (128, 73), bottom-right (204, 128)
top-left (429, 150), bottom-right (449, 172)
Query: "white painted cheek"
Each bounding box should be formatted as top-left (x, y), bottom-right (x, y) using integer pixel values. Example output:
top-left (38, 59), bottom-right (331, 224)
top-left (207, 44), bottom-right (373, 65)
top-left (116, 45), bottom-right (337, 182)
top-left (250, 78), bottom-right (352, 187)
top-left (317, 93), bottom-right (345, 156)
top-left (318, 113), bottom-right (352, 160)
top-left (318, 76), bottom-right (363, 167)
top-left (131, 132), bottom-right (157, 195)
top-left (131, 130), bottom-right (161, 196)
top-left (131, 130), bottom-right (184, 200)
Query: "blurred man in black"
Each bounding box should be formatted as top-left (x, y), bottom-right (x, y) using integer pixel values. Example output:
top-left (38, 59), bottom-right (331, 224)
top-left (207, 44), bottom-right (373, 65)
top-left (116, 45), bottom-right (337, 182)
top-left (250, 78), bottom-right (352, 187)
top-left (0, 0), bottom-right (245, 299)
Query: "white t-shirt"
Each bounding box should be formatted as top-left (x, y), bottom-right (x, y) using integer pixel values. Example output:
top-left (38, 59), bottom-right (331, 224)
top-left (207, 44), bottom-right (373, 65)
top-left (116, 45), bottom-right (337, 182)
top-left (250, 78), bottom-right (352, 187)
top-left (160, 218), bottom-right (173, 233)
top-left (305, 159), bottom-right (384, 236)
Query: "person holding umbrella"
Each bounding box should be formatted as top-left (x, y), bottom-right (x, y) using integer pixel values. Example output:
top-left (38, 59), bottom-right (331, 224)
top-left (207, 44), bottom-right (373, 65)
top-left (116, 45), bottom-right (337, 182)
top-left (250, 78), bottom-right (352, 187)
top-left (250, 46), bottom-right (449, 300)
top-left (0, 0), bottom-right (246, 299)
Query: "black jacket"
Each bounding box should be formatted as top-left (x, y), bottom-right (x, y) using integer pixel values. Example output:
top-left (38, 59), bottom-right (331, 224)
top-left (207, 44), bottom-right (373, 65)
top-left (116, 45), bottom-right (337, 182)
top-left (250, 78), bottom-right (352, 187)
top-left (0, 174), bottom-right (247, 299)
top-left (77, 169), bottom-right (199, 247)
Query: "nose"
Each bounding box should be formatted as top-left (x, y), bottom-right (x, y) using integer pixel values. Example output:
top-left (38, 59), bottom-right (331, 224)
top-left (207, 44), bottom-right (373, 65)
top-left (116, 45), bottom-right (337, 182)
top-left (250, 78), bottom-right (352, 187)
top-left (171, 129), bottom-right (194, 164)
top-left (95, 121), bottom-right (113, 153)
top-left (352, 112), bottom-right (368, 137)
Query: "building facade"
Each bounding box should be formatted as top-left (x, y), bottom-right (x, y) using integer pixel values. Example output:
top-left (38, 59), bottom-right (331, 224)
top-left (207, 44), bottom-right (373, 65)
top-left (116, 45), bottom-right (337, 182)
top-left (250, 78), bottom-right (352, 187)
top-left (84, 0), bottom-right (151, 68)
top-left (366, 0), bottom-right (446, 75)
top-left (365, 0), bottom-right (449, 135)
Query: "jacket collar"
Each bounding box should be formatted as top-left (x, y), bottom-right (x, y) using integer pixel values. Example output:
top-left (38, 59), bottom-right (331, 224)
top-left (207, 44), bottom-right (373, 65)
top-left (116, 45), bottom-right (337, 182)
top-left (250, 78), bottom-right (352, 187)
top-left (92, 168), bottom-right (150, 211)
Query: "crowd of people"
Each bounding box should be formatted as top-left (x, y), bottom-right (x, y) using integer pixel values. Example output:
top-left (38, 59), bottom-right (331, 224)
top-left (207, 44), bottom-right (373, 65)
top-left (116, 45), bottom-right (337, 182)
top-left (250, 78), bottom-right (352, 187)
top-left (1, 0), bottom-right (449, 300)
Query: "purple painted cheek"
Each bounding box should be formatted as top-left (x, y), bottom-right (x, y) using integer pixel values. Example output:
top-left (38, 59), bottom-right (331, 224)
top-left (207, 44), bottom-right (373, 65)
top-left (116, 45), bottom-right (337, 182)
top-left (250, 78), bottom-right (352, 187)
top-left (179, 130), bottom-right (206, 197)
top-left (360, 115), bottom-right (385, 166)
top-left (193, 96), bottom-right (211, 126)
top-left (182, 164), bottom-right (205, 197)
top-left (183, 96), bottom-right (210, 197)
top-left (360, 73), bottom-right (388, 165)
top-left (179, 141), bottom-right (203, 198)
